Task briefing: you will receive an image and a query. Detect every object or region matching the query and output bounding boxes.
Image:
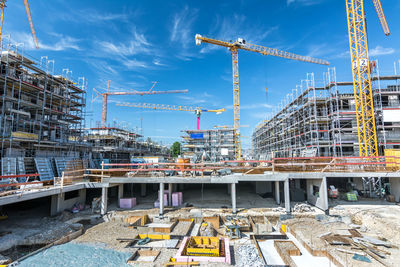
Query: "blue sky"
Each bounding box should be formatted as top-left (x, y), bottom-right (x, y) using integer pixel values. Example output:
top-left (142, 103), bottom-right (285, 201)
top-left (4, 0), bottom-right (400, 148)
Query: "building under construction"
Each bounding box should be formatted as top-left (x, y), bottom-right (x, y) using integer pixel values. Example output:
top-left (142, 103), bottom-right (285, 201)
top-left (252, 67), bottom-right (400, 159)
top-left (0, 49), bottom-right (88, 159)
top-left (84, 125), bottom-right (169, 165)
top-left (181, 128), bottom-right (235, 161)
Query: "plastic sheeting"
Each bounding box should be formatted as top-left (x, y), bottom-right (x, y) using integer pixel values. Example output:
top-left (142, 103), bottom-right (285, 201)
top-left (19, 243), bottom-right (131, 267)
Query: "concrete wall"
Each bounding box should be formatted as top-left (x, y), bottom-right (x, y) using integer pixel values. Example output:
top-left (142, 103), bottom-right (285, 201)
top-left (390, 178), bottom-right (400, 202)
top-left (51, 188), bottom-right (86, 216)
top-left (353, 177), bottom-right (364, 191)
top-left (306, 178), bottom-right (328, 211)
top-left (255, 181), bottom-right (272, 194)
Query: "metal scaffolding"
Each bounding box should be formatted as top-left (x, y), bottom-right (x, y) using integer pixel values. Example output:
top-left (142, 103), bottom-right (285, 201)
top-left (0, 41), bottom-right (88, 158)
top-left (252, 66), bottom-right (400, 160)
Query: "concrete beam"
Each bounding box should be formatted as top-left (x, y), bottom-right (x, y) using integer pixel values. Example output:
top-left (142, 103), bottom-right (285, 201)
top-left (231, 183), bottom-right (237, 214)
top-left (275, 181), bottom-right (280, 205)
top-left (159, 182), bottom-right (164, 216)
top-left (101, 187), bottom-right (108, 215)
top-left (284, 179), bottom-right (290, 213)
top-left (0, 184), bottom-right (85, 206)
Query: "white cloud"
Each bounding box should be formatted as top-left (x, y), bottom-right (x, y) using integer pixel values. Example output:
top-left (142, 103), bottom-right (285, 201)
top-left (168, 6), bottom-right (201, 61)
top-left (59, 8), bottom-right (129, 24)
top-left (369, 46), bottom-right (395, 57)
top-left (98, 28), bottom-right (152, 56)
top-left (177, 92), bottom-right (217, 106)
top-left (227, 103), bottom-right (273, 110)
top-left (287, 0), bottom-right (323, 6)
top-left (170, 5), bottom-right (198, 49)
top-left (122, 58), bottom-right (149, 69)
top-left (153, 59), bottom-right (168, 66)
top-left (199, 14), bottom-right (278, 54)
top-left (10, 32), bottom-right (81, 51)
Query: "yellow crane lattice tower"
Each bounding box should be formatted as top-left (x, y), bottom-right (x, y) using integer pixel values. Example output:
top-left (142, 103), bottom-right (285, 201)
top-left (345, 0), bottom-right (390, 158)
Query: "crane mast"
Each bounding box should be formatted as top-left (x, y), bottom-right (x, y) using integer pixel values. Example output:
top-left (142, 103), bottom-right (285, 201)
top-left (0, 0), bottom-right (39, 48)
top-left (345, 0), bottom-right (390, 158)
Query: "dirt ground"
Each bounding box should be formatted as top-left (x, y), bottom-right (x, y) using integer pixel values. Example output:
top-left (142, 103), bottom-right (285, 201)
top-left (330, 200), bottom-right (400, 246)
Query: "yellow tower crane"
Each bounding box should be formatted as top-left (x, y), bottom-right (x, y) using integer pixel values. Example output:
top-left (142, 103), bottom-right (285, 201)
top-left (195, 34), bottom-right (329, 159)
top-left (116, 102), bottom-right (225, 130)
top-left (345, 0), bottom-right (390, 158)
top-left (0, 0), bottom-right (39, 48)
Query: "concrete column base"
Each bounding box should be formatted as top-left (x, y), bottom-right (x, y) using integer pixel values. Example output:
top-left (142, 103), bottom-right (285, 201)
top-left (231, 183), bottom-right (237, 214)
top-left (159, 182), bottom-right (164, 216)
top-left (101, 187), bottom-right (108, 215)
top-left (284, 179), bottom-right (290, 213)
top-left (168, 183), bottom-right (173, 207)
top-left (275, 181), bottom-right (280, 205)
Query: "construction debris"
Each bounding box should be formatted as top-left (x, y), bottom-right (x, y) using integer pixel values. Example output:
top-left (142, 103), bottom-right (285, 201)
top-left (293, 203), bottom-right (314, 212)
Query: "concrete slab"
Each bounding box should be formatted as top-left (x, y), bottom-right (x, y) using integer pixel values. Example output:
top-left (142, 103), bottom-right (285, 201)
top-left (258, 240), bottom-right (285, 265)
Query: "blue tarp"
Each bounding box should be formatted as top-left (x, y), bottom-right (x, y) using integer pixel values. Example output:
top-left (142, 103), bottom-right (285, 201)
top-left (190, 133), bottom-right (204, 139)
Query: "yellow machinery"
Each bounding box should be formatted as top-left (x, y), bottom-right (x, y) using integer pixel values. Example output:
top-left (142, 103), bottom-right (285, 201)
top-left (345, 0), bottom-right (390, 158)
top-left (195, 34), bottom-right (329, 159)
top-left (186, 236), bottom-right (220, 257)
top-left (117, 102), bottom-right (225, 130)
top-left (0, 0), bottom-right (39, 48)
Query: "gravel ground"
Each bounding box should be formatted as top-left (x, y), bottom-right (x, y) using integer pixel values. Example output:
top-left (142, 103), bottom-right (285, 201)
top-left (234, 244), bottom-right (265, 267)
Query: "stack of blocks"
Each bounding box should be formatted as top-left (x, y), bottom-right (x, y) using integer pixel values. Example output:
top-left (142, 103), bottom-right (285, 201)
top-left (154, 193), bottom-right (168, 207)
top-left (172, 192), bottom-right (183, 207)
top-left (119, 198), bottom-right (137, 209)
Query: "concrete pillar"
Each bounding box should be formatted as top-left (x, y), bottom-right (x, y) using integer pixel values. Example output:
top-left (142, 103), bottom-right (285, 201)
top-left (101, 187), bottom-right (108, 215)
top-left (275, 181), bottom-right (280, 205)
top-left (50, 193), bottom-right (63, 216)
top-left (168, 183), bottom-right (173, 207)
top-left (141, 184), bottom-right (146, 197)
top-left (118, 184), bottom-right (123, 207)
top-left (284, 179), bottom-right (290, 213)
top-left (321, 177), bottom-right (329, 214)
top-left (231, 183), bottom-right (237, 214)
top-left (159, 182), bottom-right (164, 216)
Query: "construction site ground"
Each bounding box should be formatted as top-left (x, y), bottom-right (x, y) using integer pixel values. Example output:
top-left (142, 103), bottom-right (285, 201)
top-left (1, 186), bottom-right (400, 266)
